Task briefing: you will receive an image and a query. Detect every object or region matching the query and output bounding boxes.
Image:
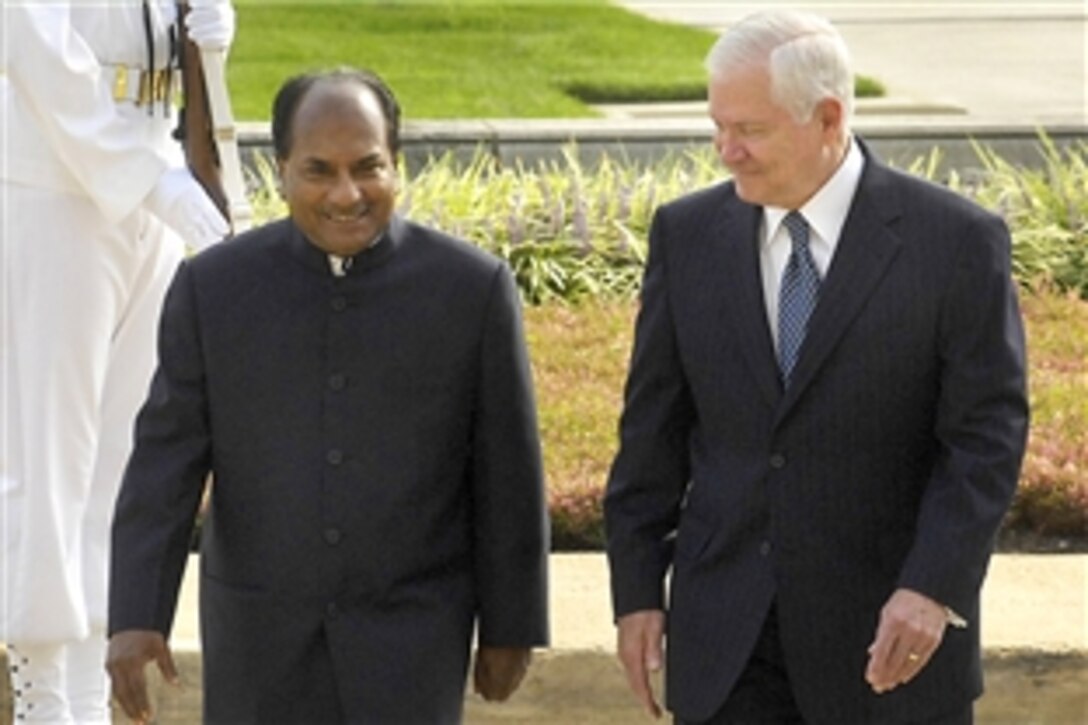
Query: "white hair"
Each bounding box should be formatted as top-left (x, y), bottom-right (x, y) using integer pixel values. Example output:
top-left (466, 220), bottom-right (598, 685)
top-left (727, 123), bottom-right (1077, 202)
top-left (705, 10), bottom-right (855, 124)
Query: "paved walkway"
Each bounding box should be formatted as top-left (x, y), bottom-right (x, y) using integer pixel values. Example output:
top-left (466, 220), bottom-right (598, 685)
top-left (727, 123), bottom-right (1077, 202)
top-left (610, 1), bottom-right (1087, 127)
top-left (133, 552), bottom-right (1086, 723)
top-left (1, 553), bottom-right (1084, 724)
top-left (171, 553), bottom-right (1088, 654)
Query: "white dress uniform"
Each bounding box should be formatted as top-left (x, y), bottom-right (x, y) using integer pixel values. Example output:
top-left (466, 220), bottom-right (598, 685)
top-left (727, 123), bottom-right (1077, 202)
top-left (0, 2), bottom-right (223, 720)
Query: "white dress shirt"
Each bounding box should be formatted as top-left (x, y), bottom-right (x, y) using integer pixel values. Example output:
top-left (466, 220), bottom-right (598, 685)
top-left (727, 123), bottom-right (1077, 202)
top-left (760, 137), bottom-right (865, 352)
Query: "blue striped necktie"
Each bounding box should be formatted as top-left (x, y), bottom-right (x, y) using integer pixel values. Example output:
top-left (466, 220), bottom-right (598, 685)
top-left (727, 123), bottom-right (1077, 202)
top-left (777, 211), bottom-right (821, 387)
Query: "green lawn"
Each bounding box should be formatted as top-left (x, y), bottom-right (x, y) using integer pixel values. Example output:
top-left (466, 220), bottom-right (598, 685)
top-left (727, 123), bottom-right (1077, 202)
top-left (229, 0), bottom-right (716, 120)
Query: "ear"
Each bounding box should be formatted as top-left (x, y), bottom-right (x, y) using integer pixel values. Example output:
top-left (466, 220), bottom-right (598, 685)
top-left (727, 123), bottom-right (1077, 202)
top-left (275, 157), bottom-right (288, 198)
top-left (816, 97), bottom-right (845, 138)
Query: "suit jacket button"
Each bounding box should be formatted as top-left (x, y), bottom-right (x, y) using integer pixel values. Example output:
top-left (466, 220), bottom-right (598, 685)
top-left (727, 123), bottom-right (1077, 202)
top-left (326, 449), bottom-right (344, 465)
top-left (330, 296), bottom-right (347, 312)
top-left (324, 528), bottom-right (342, 545)
top-left (326, 602), bottom-right (339, 619)
top-left (760, 540), bottom-right (772, 556)
top-left (328, 373), bottom-right (346, 390)
top-left (769, 453), bottom-right (786, 469)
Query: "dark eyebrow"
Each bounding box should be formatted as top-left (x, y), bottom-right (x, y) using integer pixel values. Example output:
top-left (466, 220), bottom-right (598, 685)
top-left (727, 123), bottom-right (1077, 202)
top-left (357, 152), bottom-right (386, 165)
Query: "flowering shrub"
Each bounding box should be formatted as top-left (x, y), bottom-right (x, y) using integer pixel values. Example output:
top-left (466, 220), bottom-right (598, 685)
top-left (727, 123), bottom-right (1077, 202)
top-left (247, 141), bottom-right (1088, 550)
top-left (1003, 290), bottom-right (1088, 540)
top-left (1012, 430), bottom-right (1088, 537)
top-left (530, 291), bottom-right (1088, 550)
top-left (550, 482), bottom-right (607, 551)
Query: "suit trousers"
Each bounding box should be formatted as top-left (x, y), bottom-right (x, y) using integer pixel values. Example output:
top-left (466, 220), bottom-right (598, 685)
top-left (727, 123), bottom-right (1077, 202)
top-left (248, 629), bottom-right (345, 725)
top-left (674, 605), bottom-right (973, 725)
top-left (675, 605), bottom-right (804, 725)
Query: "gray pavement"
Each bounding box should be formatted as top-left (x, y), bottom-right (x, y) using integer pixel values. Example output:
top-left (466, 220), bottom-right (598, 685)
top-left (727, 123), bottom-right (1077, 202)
top-left (168, 553), bottom-right (1088, 655)
top-left (611, 1), bottom-right (1087, 127)
top-left (135, 552), bottom-right (1088, 723)
top-left (5, 553), bottom-right (1083, 723)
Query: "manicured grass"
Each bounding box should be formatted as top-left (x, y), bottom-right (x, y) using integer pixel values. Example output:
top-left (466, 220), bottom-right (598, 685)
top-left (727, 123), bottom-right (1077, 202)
top-left (229, 0), bottom-right (717, 120)
top-left (228, 1), bottom-right (884, 121)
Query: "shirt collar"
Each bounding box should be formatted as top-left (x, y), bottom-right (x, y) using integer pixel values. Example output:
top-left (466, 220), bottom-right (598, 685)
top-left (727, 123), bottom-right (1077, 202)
top-left (762, 136), bottom-right (864, 249)
top-left (328, 232), bottom-right (386, 276)
top-left (289, 216), bottom-right (401, 277)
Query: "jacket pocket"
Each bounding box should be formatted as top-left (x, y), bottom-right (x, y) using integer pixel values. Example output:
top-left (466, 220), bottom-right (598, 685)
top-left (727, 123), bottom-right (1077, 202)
top-left (674, 508), bottom-right (716, 562)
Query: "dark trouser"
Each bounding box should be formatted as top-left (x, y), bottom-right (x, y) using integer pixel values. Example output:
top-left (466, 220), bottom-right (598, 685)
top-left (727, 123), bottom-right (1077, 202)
top-left (676, 605), bottom-right (804, 725)
top-left (675, 606), bottom-right (972, 725)
top-left (254, 629), bottom-right (345, 724)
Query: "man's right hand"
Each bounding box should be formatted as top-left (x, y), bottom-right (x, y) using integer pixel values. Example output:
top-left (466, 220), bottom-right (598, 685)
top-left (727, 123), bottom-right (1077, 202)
top-left (616, 609), bottom-right (666, 719)
top-left (106, 630), bottom-right (178, 724)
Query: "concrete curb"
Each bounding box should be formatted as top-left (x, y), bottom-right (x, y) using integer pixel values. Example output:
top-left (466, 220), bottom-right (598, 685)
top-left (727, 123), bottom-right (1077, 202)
top-left (1, 553), bottom-right (1083, 723)
top-left (235, 116), bottom-right (1088, 180)
top-left (127, 551), bottom-right (1088, 723)
top-left (123, 647), bottom-right (1088, 724)
top-left (163, 554), bottom-right (1088, 655)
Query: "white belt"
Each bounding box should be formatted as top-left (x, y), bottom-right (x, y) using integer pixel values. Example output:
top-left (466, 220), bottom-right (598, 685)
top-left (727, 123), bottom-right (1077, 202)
top-left (107, 64), bottom-right (177, 106)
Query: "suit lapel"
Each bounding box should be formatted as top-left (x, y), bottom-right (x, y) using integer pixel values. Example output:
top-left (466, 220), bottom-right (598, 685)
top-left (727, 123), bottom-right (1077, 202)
top-left (777, 158), bottom-right (904, 417)
top-left (711, 197), bottom-right (782, 409)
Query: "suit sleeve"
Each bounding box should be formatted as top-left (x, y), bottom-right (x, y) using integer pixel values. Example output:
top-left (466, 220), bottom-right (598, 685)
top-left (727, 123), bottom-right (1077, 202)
top-left (604, 208), bottom-right (695, 618)
top-left (897, 210), bottom-right (1029, 615)
top-left (109, 261), bottom-right (212, 637)
top-left (470, 264), bottom-right (550, 647)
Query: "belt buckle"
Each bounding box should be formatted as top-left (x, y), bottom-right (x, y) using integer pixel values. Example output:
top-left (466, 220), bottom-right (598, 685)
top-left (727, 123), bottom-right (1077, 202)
top-left (138, 70), bottom-right (152, 105)
top-left (111, 63), bottom-right (130, 102)
top-left (110, 66), bottom-right (175, 106)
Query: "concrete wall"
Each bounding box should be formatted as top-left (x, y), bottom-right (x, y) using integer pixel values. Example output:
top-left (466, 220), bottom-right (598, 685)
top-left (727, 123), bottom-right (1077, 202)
top-left (239, 119), bottom-right (1086, 179)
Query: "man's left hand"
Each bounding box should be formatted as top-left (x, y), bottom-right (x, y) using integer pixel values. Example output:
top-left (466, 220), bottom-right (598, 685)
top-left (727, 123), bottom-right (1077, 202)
top-left (865, 588), bottom-right (948, 693)
top-left (473, 646), bottom-right (531, 702)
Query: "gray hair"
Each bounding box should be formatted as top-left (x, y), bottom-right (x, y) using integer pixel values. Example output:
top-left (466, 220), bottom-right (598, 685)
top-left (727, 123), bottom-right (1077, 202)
top-left (705, 11), bottom-right (855, 124)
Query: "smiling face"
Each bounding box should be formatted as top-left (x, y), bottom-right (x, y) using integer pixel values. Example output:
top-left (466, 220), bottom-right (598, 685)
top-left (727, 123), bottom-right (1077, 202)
top-left (708, 64), bottom-right (844, 210)
top-left (277, 80), bottom-right (398, 256)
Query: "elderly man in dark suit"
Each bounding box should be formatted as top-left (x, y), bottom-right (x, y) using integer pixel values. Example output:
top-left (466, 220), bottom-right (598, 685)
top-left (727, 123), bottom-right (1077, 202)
top-left (605, 11), bottom-right (1028, 725)
top-left (106, 67), bottom-right (549, 724)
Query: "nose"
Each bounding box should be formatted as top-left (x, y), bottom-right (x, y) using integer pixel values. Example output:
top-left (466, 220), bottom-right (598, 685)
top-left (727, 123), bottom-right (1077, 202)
top-left (328, 171), bottom-right (362, 206)
top-left (714, 129), bottom-right (746, 165)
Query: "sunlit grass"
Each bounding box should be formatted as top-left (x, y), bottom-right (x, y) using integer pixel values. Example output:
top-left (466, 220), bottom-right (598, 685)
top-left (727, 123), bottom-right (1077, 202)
top-left (229, 0), bottom-right (716, 119)
top-left (227, 0), bottom-right (885, 120)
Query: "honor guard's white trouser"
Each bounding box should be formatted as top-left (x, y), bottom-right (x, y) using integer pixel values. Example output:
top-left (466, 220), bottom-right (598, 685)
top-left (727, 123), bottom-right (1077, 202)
top-left (7, 635), bottom-right (111, 723)
top-left (1, 3), bottom-right (201, 720)
top-left (1, 182), bottom-right (185, 718)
